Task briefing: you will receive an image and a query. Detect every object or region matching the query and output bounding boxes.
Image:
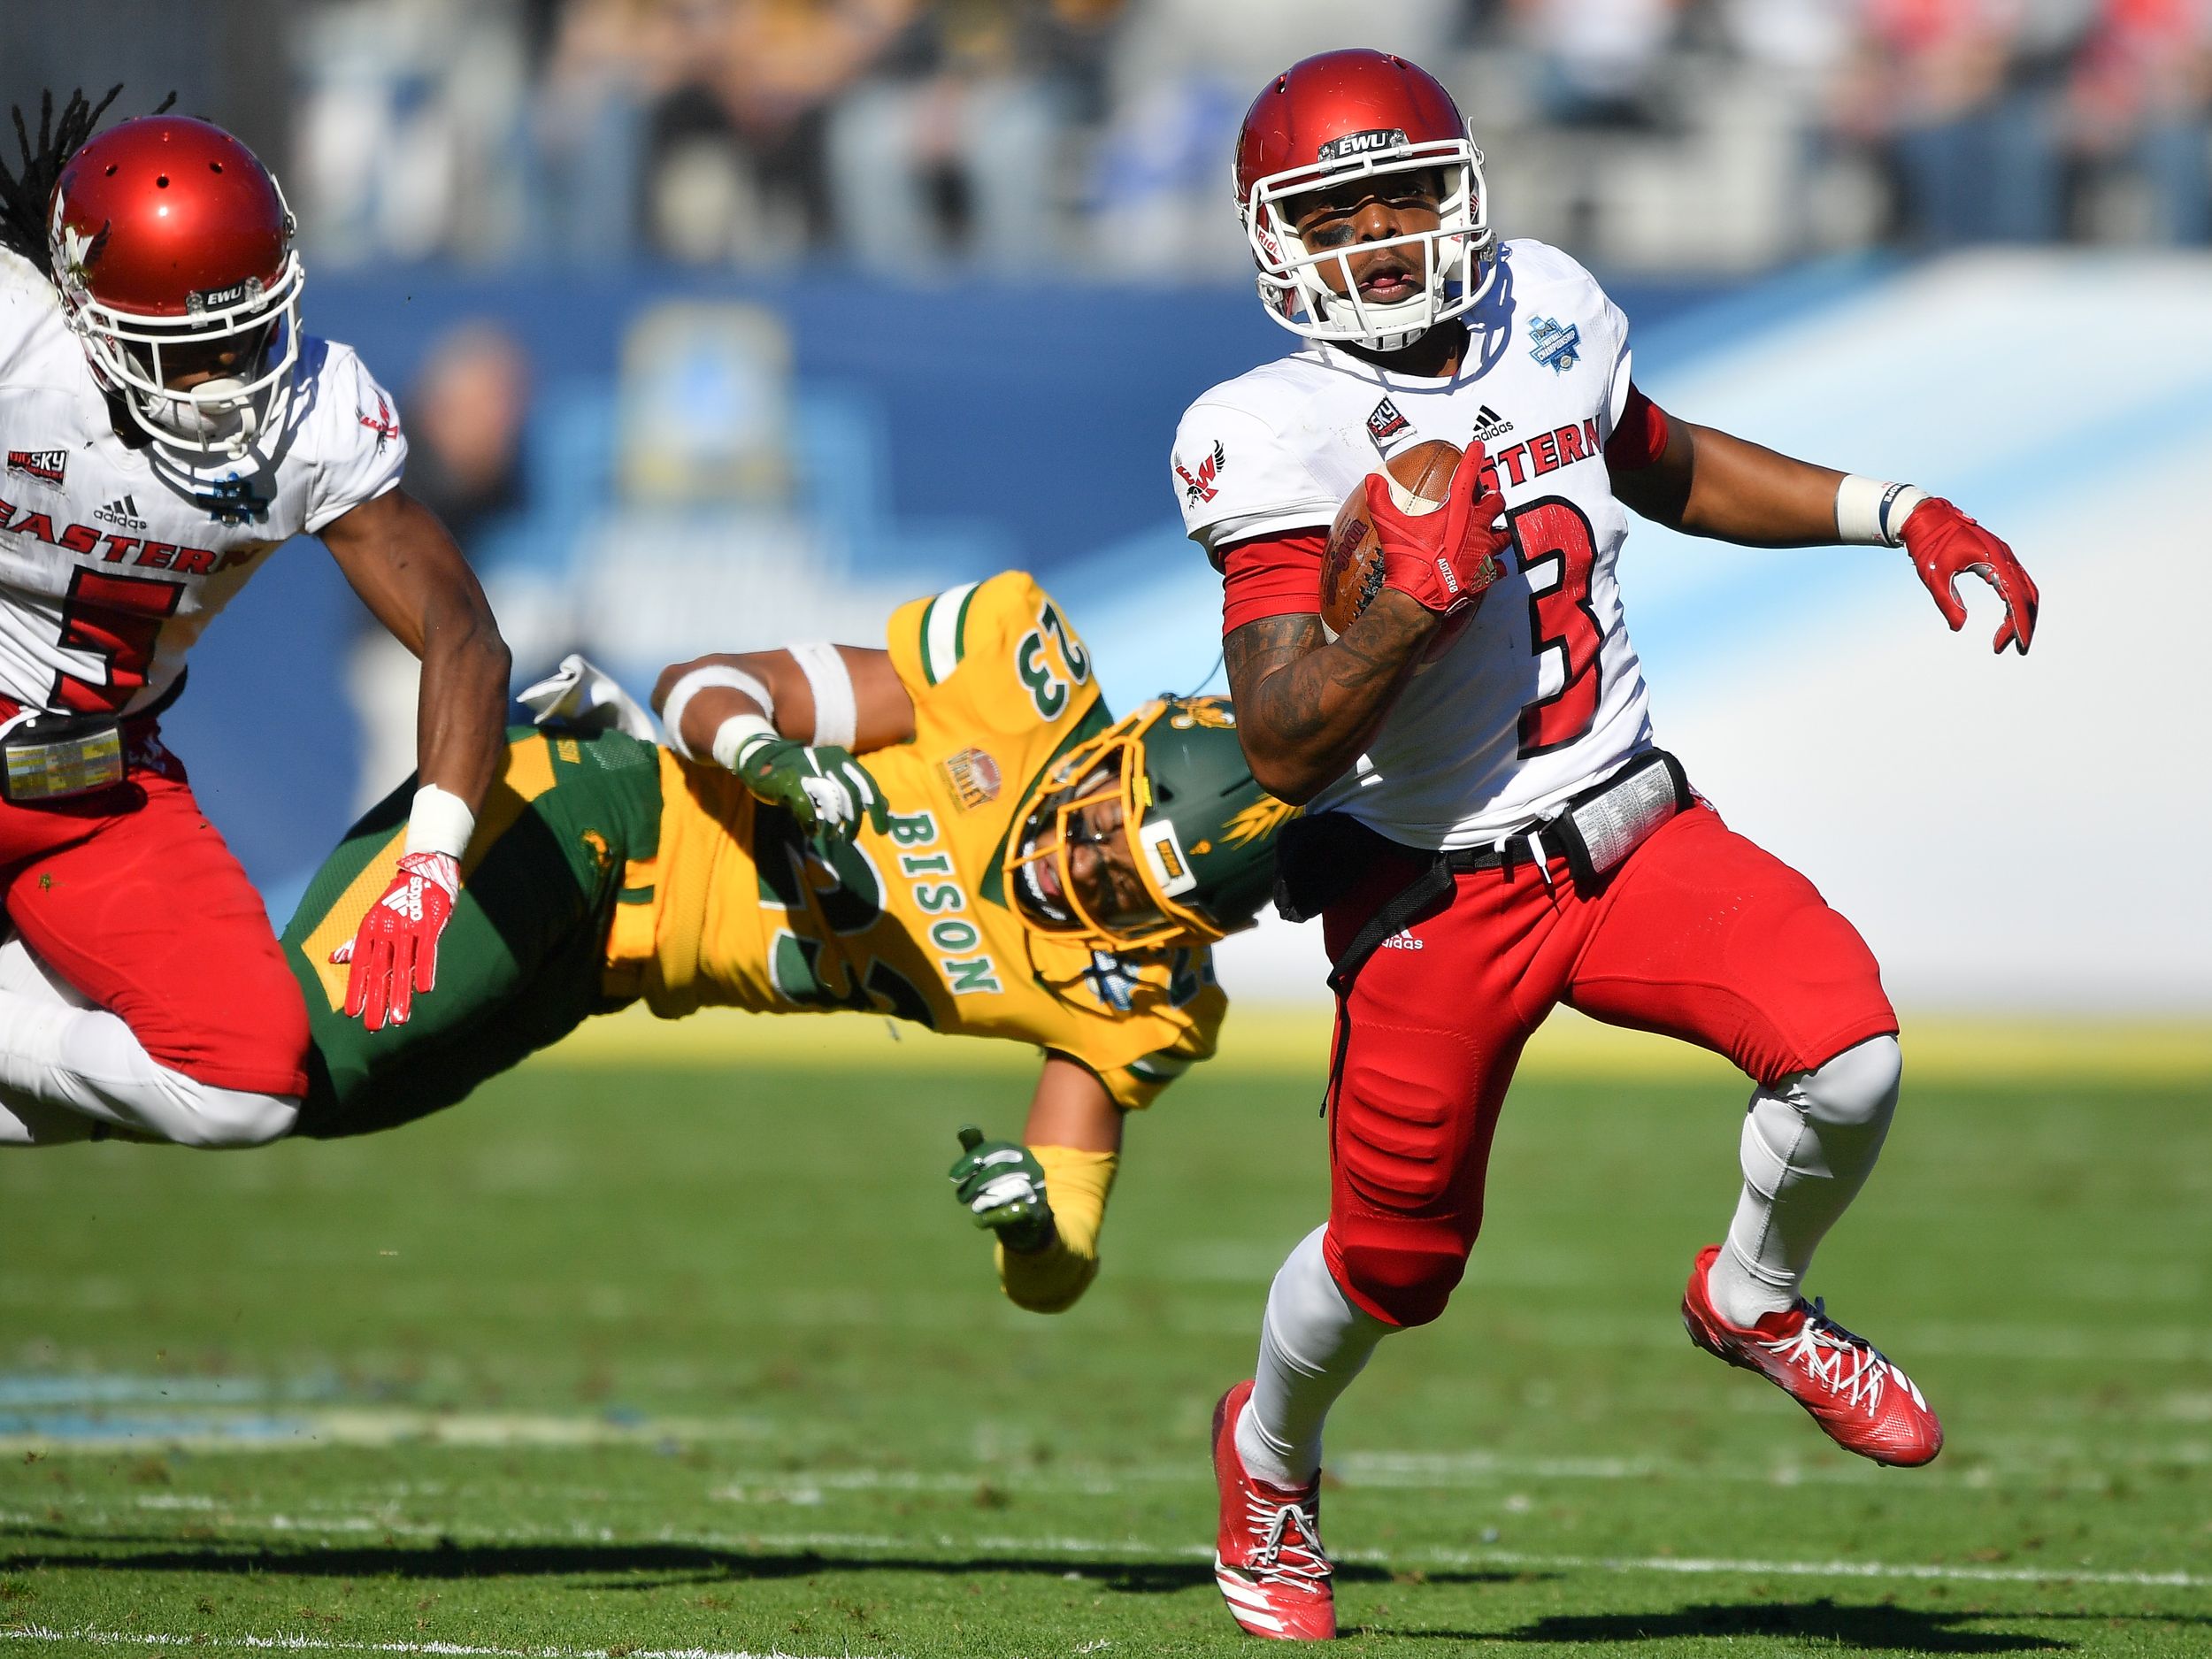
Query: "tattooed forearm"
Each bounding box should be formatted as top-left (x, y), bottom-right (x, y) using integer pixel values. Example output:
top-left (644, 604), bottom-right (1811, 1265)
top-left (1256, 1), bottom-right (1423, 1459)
top-left (1225, 593), bottom-right (1439, 803)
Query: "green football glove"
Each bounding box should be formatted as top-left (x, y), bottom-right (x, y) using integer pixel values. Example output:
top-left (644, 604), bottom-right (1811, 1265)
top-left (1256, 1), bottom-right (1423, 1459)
top-left (949, 1125), bottom-right (1055, 1254)
top-left (731, 733), bottom-right (889, 847)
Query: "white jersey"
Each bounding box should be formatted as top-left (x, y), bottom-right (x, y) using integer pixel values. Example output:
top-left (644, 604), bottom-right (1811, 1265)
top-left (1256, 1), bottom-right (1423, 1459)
top-left (0, 250), bottom-right (405, 720)
top-left (1172, 239), bottom-right (1654, 850)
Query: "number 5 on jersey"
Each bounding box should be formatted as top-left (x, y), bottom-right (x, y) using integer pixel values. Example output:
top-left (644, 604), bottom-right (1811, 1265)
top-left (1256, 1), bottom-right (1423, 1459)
top-left (53, 568), bottom-right (183, 713)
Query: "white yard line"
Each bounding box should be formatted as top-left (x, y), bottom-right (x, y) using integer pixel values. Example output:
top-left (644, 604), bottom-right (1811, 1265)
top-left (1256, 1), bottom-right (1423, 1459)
top-left (1386, 1545), bottom-right (2212, 1591)
top-left (710, 1531), bottom-right (2212, 1592)
top-left (9, 1509), bottom-right (2199, 1594)
top-left (0, 1631), bottom-right (887, 1659)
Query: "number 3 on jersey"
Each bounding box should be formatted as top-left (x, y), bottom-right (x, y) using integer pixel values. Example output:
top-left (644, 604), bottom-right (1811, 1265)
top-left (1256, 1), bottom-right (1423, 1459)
top-left (53, 568), bottom-right (183, 713)
top-left (1017, 602), bottom-right (1092, 720)
top-left (1506, 499), bottom-right (1601, 757)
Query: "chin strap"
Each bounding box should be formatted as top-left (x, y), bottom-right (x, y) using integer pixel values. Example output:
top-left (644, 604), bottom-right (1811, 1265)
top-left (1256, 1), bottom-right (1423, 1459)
top-left (140, 383), bottom-right (258, 457)
top-left (1369, 325), bottom-right (1429, 352)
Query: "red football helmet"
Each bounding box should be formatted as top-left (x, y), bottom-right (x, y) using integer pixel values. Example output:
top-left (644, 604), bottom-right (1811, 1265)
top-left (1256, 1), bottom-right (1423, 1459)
top-left (47, 116), bottom-right (303, 456)
top-left (1234, 50), bottom-right (1495, 349)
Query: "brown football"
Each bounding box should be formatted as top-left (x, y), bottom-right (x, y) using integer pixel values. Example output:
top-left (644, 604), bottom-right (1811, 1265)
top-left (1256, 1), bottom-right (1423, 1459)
top-left (1318, 439), bottom-right (1462, 639)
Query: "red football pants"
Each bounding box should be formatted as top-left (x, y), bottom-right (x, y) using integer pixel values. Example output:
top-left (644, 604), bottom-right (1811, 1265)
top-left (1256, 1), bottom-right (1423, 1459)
top-left (0, 749), bottom-right (310, 1098)
top-left (1318, 803), bottom-right (1896, 1328)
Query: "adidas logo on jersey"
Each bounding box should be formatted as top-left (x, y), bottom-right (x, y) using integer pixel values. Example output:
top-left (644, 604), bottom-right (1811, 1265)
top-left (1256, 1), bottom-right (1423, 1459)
top-left (1469, 405), bottom-right (1515, 442)
top-left (95, 495), bottom-right (149, 533)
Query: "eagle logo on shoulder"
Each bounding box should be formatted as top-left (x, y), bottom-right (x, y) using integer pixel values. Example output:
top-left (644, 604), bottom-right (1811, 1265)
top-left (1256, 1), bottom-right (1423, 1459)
top-left (357, 392), bottom-right (402, 451)
top-left (1176, 439), bottom-right (1226, 506)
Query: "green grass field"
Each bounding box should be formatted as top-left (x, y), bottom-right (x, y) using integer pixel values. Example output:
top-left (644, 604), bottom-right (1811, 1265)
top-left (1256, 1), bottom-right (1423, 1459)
top-left (1, 1022), bottom-right (2207, 1658)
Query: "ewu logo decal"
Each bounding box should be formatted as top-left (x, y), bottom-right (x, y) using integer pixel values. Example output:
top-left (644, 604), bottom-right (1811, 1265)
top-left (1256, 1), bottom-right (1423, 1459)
top-left (186, 275), bottom-right (265, 314)
top-left (7, 449), bottom-right (65, 486)
top-left (1176, 439), bottom-right (1226, 506)
top-left (1317, 128), bottom-right (1409, 164)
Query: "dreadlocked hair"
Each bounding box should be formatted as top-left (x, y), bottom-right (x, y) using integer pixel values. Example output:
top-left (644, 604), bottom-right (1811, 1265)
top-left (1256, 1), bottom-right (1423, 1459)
top-left (0, 87), bottom-right (174, 282)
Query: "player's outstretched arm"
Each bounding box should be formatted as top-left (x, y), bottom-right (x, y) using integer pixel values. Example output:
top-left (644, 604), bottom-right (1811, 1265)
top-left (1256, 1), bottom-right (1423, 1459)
top-left (948, 1056), bottom-right (1125, 1315)
top-left (1610, 398), bottom-right (2038, 654)
top-left (651, 646), bottom-right (916, 756)
top-left (320, 487), bottom-right (512, 1031)
top-left (651, 646), bottom-right (912, 845)
top-left (323, 486), bottom-right (511, 806)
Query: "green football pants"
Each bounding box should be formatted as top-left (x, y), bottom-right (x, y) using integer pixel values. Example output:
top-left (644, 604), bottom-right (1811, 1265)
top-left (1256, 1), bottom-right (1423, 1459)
top-left (282, 726), bottom-right (663, 1138)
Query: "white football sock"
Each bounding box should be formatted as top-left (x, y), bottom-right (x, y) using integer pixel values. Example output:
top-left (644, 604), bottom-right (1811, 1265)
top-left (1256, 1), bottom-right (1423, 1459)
top-left (1707, 1035), bottom-right (1901, 1327)
top-left (1236, 1225), bottom-right (1393, 1489)
top-left (0, 941), bottom-right (297, 1148)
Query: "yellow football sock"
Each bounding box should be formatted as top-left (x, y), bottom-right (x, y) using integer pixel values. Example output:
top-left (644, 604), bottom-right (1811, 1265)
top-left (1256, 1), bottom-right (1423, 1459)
top-left (995, 1145), bottom-right (1118, 1314)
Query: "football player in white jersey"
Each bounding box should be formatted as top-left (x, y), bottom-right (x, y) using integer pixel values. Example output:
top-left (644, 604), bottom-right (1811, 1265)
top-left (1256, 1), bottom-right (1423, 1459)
top-left (1173, 51), bottom-right (2041, 1640)
top-left (0, 92), bottom-right (510, 1150)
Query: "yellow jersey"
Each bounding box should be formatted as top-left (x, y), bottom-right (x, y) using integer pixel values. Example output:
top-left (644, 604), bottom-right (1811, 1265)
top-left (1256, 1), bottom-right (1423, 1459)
top-left (604, 572), bottom-right (1225, 1110)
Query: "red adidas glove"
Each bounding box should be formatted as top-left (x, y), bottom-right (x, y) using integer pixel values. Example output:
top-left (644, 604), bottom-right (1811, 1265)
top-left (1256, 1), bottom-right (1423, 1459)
top-left (1362, 440), bottom-right (1510, 618)
top-left (1901, 498), bottom-right (2039, 656)
top-left (334, 851), bottom-right (459, 1032)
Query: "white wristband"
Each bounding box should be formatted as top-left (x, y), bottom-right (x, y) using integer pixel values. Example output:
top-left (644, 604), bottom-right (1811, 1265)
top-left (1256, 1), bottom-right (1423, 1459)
top-left (661, 665), bottom-right (774, 762)
top-left (1835, 476), bottom-right (1928, 548)
top-left (787, 641), bottom-right (857, 749)
top-left (710, 712), bottom-right (778, 774)
top-left (404, 783), bottom-right (476, 859)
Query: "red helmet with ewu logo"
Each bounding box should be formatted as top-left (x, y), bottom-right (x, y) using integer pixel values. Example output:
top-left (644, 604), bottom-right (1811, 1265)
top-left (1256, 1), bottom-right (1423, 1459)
top-left (46, 115), bottom-right (303, 457)
top-left (1233, 50), bottom-right (1495, 350)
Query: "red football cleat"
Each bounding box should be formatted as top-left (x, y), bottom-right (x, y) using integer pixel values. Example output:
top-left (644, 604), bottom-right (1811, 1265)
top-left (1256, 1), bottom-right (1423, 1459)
top-left (1682, 1244), bottom-right (1943, 1467)
top-left (1211, 1379), bottom-right (1336, 1640)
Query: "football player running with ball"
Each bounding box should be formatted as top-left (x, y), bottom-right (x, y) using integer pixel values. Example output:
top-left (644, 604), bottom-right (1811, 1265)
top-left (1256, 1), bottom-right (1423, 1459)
top-left (0, 93), bottom-right (508, 1150)
top-left (1171, 51), bottom-right (2039, 1639)
top-left (258, 571), bottom-right (1287, 1314)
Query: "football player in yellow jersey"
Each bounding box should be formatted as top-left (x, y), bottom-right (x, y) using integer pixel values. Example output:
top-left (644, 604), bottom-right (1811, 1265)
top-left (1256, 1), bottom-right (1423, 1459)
top-left (280, 571), bottom-right (1294, 1314)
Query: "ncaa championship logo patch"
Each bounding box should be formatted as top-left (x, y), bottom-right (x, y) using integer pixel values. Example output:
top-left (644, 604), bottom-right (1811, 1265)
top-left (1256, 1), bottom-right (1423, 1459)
top-left (1527, 316), bottom-right (1582, 374)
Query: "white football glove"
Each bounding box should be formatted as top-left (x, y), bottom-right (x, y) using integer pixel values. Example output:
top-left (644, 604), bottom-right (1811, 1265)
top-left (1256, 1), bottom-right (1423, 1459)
top-left (517, 653), bottom-right (660, 741)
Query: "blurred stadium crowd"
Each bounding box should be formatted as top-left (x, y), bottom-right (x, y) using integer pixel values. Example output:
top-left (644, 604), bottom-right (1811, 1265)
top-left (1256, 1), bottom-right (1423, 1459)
top-left (8, 2), bottom-right (2210, 279)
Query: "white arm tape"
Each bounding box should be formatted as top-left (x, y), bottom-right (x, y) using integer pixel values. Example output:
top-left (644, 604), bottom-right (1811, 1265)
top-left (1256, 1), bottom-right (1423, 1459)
top-left (661, 665), bottom-right (775, 762)
top-left (404, 783), bottom-right (476, 859)
top-left (1835, 476), bottom-right (1929, 548)
top-left (787, 641), bottom-right (857, 749)
top-left (710, 712), bottom-right (778, 774)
